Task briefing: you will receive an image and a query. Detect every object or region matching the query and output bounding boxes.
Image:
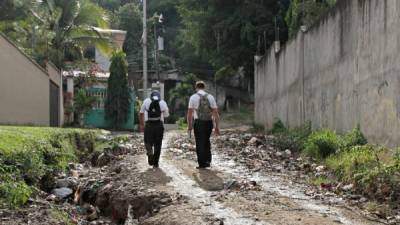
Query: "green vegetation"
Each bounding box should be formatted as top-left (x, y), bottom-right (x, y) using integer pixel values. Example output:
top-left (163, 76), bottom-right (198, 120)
top-left (105, 50), bottom-right (131, 129)
top-left (339, 125), bottom-right (368, 150)
top-left (270, 119), bottom-right (311, 152)
top-left (304, 129), bottom-right (340, 159)
top-left (271, 118), bottom-right (400, 203)
top-left (168, 73), bottom-right (198, 118)
top-left (50, 208), bottom-right (75, 225)
top-left (326, 146), bottom-right (400, 201)
top-left (286, 0), bottom-right (337, 37)
top-left (310, 176), bottom-right (332, 186)
top-left (0, 126), bottom-right (100, 207)
top-left (178, 0), bottom-right (289, 79)
top-left (0, 0), bottom-right (111, 68)
top-left (73, 89), bottom-right (97, 126)
top-left (177, 117), bottom-right (187, 130)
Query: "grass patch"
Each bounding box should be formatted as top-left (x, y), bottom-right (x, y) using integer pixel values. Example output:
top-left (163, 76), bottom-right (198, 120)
top-left (269, 119), bottom-right (400, 205)
top-left (326, 145), bottom-right (400, 201)
top-left (269, 119), bottom-right (312, 152)
top-left (0, 126), bottom-right (101, 207)
top-left (304, 129), bottom-right (340, 159)
top-left (177, 117), bottom-right (187, 130)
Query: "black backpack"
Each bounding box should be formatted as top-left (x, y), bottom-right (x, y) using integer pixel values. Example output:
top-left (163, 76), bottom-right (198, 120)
top-left (147, 99), bottom-right (161, 120)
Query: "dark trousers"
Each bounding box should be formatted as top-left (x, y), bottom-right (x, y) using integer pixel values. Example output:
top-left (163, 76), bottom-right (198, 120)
top-left (194, 119), bottom-right (213, 167)
top-left (144, 121), bottom-right (164, 166)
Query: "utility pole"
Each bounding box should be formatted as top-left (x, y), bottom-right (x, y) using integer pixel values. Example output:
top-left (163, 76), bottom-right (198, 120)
top-left (154, 15), bottom-right (159, 81)
top-left (142, 0), bottom-right (148, 98)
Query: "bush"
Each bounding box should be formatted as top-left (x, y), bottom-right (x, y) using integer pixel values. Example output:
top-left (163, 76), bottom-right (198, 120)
top-left (340, 125), bottom-right (367, 150)
top-left (326, 145), bottom-right (400, 200)
top-left (0, 179), bottom-right (32, 208)
top-left (272, 121), bottom-right (311, 152)
top-left (270, 119), bottom-right (286, 134)
top-left (0, 126), bottom-right (100, 207)
top-left (304, 129), bottom-right (339, 159)
top-left (326, 145), bottom-right (382, 181)
top-left (177, 117), bottom-right (187, 130)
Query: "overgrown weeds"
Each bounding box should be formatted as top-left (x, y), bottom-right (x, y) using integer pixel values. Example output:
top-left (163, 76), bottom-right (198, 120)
top-left (326, 146), bottom-right (400, 201)
top-left (0, 126), bottom-right (100, 207)
top-left (269, 119), bottom-right (400, 204)
top-left (269, 119), bottom-right (311, 152)
top-left (304, 129), bottom-right (339, 159)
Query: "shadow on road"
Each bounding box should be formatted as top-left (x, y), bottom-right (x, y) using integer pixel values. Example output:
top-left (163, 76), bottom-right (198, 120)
top-left (192, 169), bottom-right (225, 191)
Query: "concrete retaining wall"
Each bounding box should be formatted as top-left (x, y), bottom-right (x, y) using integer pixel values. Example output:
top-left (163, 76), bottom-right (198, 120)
top-left (255, 0), bottom-right (400, 147)
top-left (0, 34), bottom-right (62, 126)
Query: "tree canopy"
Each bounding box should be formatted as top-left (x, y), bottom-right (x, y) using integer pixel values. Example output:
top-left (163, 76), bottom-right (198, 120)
top-left (177, 0), bottom-right (289, 79)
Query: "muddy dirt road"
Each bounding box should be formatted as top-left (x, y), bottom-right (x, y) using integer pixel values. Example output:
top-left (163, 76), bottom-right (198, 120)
top-left (0, 129), bottom-right (387, 225)
top-left (138, 130), bottom-right (384, 225)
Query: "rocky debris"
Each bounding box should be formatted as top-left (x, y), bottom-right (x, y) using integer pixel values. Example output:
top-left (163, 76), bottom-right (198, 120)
top-left (224, 179), bottom-right (261, 192)
top-left (248, 137), bottom-right (262, 146)
top-left (315, 165), bottom-right (326, 173)
top-left (96, 152), bottom-right (115, 167)
top-left (341, 184), bottom-right (354, 192)
top-left (51, 187), bottom-right (73, 199)
top-left (55, 177), bottom-right (79, 190)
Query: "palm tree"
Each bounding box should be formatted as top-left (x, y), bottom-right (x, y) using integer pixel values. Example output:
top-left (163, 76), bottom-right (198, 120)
top-left (33, 0), bottom-right (112, 68)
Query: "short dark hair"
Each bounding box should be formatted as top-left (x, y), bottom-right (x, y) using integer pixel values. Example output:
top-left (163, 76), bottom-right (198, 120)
top-left (195, 81), bottom-right (205, 89)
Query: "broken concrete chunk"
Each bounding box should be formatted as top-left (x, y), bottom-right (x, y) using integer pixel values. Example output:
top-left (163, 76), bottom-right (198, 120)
top-left (51, 187), bottom-right (73, 199)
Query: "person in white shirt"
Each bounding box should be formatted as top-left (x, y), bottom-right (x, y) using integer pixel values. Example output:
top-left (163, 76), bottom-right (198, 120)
top-left (187, 81), bottom-right (220, 169)
top-left (139, 91), bottom-right (169, 168)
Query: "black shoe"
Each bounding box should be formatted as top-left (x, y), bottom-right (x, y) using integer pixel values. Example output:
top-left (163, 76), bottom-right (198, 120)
top-left (147, 155), bottom-right (154, 166)
top-left (153, 164), bottom-right (159, 168)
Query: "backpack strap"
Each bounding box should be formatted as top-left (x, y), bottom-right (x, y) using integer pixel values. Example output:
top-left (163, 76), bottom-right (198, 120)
top-left (196, 93), bottom-right (210, 103)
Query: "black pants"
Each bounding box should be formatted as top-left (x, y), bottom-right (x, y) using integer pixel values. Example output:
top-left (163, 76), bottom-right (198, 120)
top-left (194, 119), bottom-right (213, 167)
top-left (144, 121), bottom-right (164, 166)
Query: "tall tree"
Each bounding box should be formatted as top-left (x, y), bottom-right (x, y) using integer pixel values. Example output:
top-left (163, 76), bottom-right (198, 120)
top-left (177, 0), bottom-right (289, 80)
top-left (105, 50), bottom-right (131, 129)
top-left (34, 0), bottom-right (112, 68)
top-left (285, 0), bottom-right (336, 37)
top-left (116, 3), bottom-right (142, 72)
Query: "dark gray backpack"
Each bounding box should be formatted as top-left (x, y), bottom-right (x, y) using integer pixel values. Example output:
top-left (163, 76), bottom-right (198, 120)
top-left (197, 93), bottom-right (212, 121)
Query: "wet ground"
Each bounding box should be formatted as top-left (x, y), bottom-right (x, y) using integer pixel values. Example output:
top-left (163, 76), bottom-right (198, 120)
top-left (0, 129), bottom-right (389, 225)
top-left (154, 131), bottom-right (384, 225)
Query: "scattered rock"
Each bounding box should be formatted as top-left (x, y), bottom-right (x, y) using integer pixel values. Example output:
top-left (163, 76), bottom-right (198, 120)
top-left (55, 177), bottom-right (79, 190)
top-left (248, 137), bottom-right (261, 146)
top-left (284, 149), bottom-right (292, 157)
top-left (45, 194), bottom-right (57, 201)
top-left (315, 165), bottom-right (326, 172)
top-left (96, 152), bottom-right (114, 167)
top-left (51, 187), bottom-right (73, 199)
top-left (341, 184), bottom-right (354, 192)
